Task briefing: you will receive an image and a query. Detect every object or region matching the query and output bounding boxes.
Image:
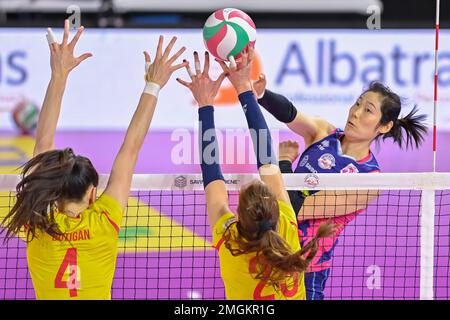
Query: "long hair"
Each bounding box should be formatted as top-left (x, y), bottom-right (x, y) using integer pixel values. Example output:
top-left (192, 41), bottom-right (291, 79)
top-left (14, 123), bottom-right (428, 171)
top-left (223, 181), bottom-right (335, 288)
top-left (365, 81), bottom-right (428, 149)
top-left (1, 148), bottom-right (98, 242)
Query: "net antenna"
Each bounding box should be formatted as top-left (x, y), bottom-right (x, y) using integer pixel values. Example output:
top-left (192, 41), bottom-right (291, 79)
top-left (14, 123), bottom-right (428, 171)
top-left (432, 0), bottom-right (440, 172)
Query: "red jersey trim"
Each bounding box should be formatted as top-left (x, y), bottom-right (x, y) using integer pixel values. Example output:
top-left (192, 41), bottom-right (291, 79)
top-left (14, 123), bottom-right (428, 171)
top-left (101, 211), bottom-right (120, 234)
top-left (213, 237), bottom-right (225, 251)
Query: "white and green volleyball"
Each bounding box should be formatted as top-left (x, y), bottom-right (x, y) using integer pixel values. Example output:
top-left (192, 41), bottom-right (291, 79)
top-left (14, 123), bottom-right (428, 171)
top-left (12, 99), bottom-right (39, 134)
top-left (203, 8), bottom-right (256, 61)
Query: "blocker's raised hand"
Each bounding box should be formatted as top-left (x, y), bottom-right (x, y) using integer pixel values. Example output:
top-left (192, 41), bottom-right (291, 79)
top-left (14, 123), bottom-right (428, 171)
top-left (47, 19), bottom-right (92, 78)
top-left (215, 46), bottom-right (255, 95)
top-left (176, 51), bottom-right (227, 107)
top-left (144, 35), bottom-right (187, 88)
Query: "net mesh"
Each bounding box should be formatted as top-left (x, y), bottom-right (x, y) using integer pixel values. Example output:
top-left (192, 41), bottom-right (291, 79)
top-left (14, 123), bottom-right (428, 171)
top-left (435, 190), bottom-right (450, 299)
top-left (0, 173), bottom-right (449, 300)
top-left (325, 190), bottom-right (421, 299)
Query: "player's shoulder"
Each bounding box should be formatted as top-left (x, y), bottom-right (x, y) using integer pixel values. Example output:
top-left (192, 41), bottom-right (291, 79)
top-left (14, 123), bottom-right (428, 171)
top-left (93, 193), bottom-right (122, 209)
top-left (277, 200), bottom-right (297, 225)
top-left (212, 211), bottom-right (236, 250)
top-left (213, 212), bottom-right (236, 235)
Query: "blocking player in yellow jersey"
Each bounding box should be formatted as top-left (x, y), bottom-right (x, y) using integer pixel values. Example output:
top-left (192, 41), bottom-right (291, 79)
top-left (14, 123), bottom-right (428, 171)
top-left (1, 20), bottom-right (187, 299)
top-left (177, 48), bottom-right (336, 300)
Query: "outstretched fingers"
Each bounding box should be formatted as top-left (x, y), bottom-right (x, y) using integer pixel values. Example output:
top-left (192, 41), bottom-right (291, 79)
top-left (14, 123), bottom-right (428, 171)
top-left (49, 42), bottom-right (59, 54)
top-left (194, 51), bottom-right (201, 75)
top-left (215, 58), bottom-right (229, 73)
top-left (143, 51), bottom-right (151, 80)
top-left (168, 46), bottom-right (186, 65)
top-left (228, 56), bottom-right (237, 70)
top-left (184, 60), bottom-right (195, 79)
top-left (214, 72), bottom-right (228, 87)
top-left (155, 35), bottom-right (164, 59)
top-left (163, 36), bottom-right (177, 60)
top-left (46, 27), bottom-right (58, 49)
top-left (239, 52), bottom-right (248, 69)
top-left (202, 51), bottom-right (210, 76)
top-left (144, 51), bottom-right (151, 65)
top-left (62, 19), bottom-right (70, 45)
top-left (247, 45), bottom-right (255, 63)
top-left (171, 60), bottom-right (189, 72)
top-left (176, 77), bottom-right (192, 89)
top-left (68, 26), bottom-right (85, 50)
top-left (211, 72), bottom-right (227, 93)
top-left (76, 52), bottom-right (93, 65)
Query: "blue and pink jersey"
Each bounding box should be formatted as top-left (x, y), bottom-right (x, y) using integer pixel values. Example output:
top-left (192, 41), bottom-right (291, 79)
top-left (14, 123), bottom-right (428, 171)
top-left (294, 128), bottom-right (380, 272)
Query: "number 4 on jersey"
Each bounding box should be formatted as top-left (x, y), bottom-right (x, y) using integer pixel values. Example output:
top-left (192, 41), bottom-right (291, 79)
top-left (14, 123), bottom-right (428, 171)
top-left (54, 248), bottom-right (80, 297)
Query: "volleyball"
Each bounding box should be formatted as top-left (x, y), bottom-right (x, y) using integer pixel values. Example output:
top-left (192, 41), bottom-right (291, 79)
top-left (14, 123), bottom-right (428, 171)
top-left (202, 8), bottom-right (256, 62)
top-left (11, 98), bottom-right (40, 134)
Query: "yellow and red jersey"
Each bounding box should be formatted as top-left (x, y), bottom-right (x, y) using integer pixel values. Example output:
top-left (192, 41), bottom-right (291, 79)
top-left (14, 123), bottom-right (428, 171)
top-left (212, 200), bottom-right (306, 300)
top-left (26, 193), bottom-right (123, 300)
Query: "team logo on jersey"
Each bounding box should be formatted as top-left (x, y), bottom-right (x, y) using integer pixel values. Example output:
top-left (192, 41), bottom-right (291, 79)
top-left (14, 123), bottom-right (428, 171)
top-left (318, 153), bottom-right (336, 170)
top-left (174, 175), bottom-right (187, 188)
top-left (304, 173), bottom-right (319, 188)
top-left (299, 155), bottom-right (309, 167)
top-left (340, 163), bottom-right (359, 173)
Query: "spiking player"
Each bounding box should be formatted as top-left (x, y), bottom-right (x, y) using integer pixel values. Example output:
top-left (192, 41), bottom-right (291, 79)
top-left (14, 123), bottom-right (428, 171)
top-left (252, 75), bottom-right (427, 299)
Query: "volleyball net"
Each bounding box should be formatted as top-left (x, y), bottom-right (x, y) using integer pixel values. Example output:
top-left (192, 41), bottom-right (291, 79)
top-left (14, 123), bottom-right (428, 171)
top-left (0, 173), bottom-right (449, 300)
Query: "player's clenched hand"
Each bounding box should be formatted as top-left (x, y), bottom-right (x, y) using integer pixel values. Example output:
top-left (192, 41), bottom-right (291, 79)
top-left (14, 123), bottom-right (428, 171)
top-left (252, 73), bottom-right (267, 99)
top-left (279, 140), bottom-right (300, 163)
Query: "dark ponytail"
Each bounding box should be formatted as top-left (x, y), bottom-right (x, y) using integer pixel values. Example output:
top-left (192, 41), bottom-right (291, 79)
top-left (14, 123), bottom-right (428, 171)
top-left (365, 81), bottom-right (428, 149)
top-left (382, 105), bottom-right (428, 149)
top-left (1, 148), bottom-right (98, 242)
top-left (223, 181), bottom-right (336, 287)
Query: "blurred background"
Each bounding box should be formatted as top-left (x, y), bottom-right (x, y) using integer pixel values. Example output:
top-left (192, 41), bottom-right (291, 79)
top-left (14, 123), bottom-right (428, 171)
top-left (0, 0), bottom-right (449, 28)
top-left (0, 0), bottom-right (449, 174)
